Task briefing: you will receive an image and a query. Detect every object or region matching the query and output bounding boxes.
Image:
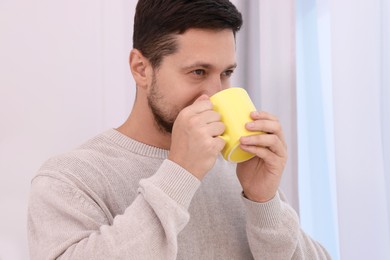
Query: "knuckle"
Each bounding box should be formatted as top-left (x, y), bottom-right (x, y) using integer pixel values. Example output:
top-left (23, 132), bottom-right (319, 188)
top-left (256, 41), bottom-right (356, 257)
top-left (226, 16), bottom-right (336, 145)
top-left (204, 138), bottom-right (214, 148)
top-left (274, 123), bottom-right (282, 133)
top-left (217, 122), bottom-right (225, 133)
top-left (213, 111), bottom-right (222, 121)
top-left (188, 116), bottom-right (200, 128)
top-left (272, 134), bottom-right (279, 143)
top-left (205, 100), bottom-right (213, 109)
top-left (178, 108), bottom-right (190, 119)
top-left (203, 140), bottom-right (216, 154)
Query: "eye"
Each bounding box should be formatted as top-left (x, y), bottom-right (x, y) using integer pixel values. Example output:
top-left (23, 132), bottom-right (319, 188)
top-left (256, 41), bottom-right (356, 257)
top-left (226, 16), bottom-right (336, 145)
top-left (191, 69), bottom-right (206, 76)
top-left (222, 69), bottom-right (234, 78)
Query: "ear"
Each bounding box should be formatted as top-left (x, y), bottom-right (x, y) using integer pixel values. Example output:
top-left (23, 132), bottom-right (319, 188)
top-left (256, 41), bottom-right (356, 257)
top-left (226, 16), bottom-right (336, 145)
top-left (129, 49), bottom-right (151, 89)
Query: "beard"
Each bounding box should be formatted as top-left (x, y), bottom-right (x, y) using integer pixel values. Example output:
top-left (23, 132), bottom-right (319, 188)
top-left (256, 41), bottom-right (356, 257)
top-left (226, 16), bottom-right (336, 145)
top-left (147, 74), bottom-right (179, 134)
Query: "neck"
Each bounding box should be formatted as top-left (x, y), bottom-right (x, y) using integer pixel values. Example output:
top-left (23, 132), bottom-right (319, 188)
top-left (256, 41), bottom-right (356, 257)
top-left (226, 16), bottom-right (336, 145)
top-left (117, 93), bottom-right (172, 150)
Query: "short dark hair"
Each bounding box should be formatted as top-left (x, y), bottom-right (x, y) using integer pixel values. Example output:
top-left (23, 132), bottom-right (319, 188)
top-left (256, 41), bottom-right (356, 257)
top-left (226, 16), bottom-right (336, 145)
top-left (133, 0), bottom-right (243, 68)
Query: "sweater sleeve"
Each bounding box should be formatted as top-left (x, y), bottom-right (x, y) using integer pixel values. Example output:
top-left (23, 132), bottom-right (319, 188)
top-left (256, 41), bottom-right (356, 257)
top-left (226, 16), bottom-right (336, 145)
top-left (242, 191), bottom-right (332, 260)
top-left (27, 159), bottom-right (200, 260)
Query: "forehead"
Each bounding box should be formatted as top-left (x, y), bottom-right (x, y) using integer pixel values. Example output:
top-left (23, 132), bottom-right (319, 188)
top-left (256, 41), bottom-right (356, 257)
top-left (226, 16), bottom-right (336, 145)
top-left (166, 28), bottom-right (236, 68)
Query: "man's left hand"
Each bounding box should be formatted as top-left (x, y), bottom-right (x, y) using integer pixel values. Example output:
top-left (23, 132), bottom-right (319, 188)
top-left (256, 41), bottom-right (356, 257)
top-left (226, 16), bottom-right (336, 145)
top-left (237, 111), bottom-right (288, 203)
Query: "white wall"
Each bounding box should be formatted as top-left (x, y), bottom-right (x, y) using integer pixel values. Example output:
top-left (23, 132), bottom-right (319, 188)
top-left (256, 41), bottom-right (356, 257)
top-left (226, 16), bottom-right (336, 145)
top-left (330, 0), bottom-right (390, 259)
top-left (0, 1), bottom-right (136, 259)
top-left (382, 0), bottom-right (390, 236)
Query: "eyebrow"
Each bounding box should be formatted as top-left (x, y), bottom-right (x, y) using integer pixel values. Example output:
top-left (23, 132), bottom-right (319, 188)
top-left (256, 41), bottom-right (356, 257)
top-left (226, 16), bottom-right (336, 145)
top-left (182, 62), bottom-right (237, 71)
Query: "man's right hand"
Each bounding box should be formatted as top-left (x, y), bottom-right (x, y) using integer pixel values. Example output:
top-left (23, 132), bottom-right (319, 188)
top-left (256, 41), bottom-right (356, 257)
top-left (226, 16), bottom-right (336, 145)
top-left (168, 95), bottom-right (226, 180)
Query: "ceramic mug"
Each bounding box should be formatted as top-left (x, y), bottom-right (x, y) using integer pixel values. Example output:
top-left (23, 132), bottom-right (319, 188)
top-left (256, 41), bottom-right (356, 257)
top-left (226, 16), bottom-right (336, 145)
top-left (210, 87), bottom-right (263, 163)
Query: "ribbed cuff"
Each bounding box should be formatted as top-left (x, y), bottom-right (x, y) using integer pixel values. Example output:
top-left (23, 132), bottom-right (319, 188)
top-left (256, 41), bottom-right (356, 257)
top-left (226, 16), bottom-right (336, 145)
top-left (242, 191), bottom-right (283, 228)
top-left (147, 159), bottom-right (201, 209)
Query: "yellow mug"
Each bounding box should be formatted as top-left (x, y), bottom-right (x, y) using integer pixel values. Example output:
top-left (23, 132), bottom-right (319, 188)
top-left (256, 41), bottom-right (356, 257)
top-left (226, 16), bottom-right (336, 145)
top-left (210, 87), bottom-right (262, 163)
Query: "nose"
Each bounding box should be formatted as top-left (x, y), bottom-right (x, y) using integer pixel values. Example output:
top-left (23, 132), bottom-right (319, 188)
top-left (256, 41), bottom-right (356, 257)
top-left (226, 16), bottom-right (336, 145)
top-left (203, 76), bottom-right (225, 97)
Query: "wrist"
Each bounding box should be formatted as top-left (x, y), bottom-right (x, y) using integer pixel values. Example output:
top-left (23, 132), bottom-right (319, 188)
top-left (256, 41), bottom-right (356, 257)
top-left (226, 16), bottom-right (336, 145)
top-left (243, 191), bottom-right (276, 203)
top-left (167, 155), bottom-right (205, 180)
top-left (144, 159), bottom-right (201, 209)
top-left (242, 191), bottom-right (283, 228)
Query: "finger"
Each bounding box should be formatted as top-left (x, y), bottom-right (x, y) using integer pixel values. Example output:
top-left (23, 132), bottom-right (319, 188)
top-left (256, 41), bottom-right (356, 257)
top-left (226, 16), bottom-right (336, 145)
top-left (183, 98), bottom-right (213, 115)
top-left (205, 121), bottom-right (225, 137)
top-left (240, 134), bottom-right (287, 158)
top-left (195, 94), bottom-right (210, 102)
top-left (198, 110), bottom-right (222, 124)
top-left (240, 144), bottom-right (282, 167)
top-left (185, 110), bottom-right (222, 132)
top-left (214, 135), bottom-right (227, 151)
top-left (246, 119), bottom-right (281, 135)
top-left (245, 119), bottom-right (286, 147)
top-left (192, 94), bottom-right (213, 112)
top-left (240, 134), bottom-right (285, 156)
top-left (246, 112), bottom-right (287, 148)
top-left (250, 111), bottom-right (278, 121)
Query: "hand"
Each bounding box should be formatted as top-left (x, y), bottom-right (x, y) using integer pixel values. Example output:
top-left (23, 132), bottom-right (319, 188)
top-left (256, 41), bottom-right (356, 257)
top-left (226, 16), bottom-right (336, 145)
top-left (236, 111), bottom-right (287, 203)
top-left (168, 95), bottom-right (226, 180)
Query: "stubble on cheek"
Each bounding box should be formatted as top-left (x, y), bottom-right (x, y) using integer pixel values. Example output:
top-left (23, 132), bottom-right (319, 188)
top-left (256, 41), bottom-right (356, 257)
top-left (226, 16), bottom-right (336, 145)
top-left (147, 79), bottom-right (183, 134)
top-left (147, 73), bottom-right (198, 134)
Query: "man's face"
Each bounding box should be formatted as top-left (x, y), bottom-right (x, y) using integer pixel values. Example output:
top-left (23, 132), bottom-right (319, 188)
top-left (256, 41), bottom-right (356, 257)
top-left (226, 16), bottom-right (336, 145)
top-left (147, 28), bottom-right (237, 133)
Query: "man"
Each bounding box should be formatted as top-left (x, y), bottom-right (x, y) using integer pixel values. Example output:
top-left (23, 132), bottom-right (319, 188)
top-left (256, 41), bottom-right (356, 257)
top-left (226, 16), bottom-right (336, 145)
top-left (28, 0), bottom-right (331, 259)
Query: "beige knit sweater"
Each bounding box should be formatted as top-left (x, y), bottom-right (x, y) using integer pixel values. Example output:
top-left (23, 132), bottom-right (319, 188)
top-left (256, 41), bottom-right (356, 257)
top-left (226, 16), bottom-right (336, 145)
top-left (27, 129), bottom-right (331, 260)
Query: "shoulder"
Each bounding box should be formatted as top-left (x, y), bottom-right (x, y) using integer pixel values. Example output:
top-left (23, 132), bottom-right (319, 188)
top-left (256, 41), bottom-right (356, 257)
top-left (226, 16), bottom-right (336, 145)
top-left (32, 131), bottom-right (125, 191)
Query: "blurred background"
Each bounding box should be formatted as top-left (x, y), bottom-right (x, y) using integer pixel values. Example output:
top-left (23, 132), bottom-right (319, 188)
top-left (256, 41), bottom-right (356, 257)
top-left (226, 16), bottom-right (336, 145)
top-left (0, 0), bottom-right (389, 259)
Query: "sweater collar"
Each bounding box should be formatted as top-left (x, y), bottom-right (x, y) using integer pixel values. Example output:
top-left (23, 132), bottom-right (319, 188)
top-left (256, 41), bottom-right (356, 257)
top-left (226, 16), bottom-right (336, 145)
top-left (102, 129), bottom-right (169, 159)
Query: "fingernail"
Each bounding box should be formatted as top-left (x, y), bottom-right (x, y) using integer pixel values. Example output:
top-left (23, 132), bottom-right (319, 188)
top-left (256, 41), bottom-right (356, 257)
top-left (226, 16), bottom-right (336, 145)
top-left (252, 111), bottom-right (260, 117)
top-left (240, 137), bottom-right (248, 144)
top-left (247, 122), bottom-right (255, 128)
